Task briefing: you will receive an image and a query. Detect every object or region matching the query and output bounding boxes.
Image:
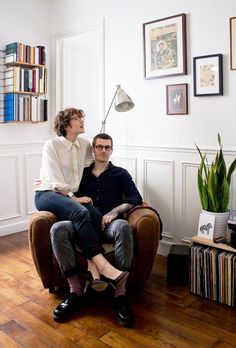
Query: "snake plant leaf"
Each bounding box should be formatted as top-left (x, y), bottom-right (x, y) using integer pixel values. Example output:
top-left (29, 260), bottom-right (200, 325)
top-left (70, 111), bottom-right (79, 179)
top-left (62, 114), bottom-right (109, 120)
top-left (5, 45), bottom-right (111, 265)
top-left (227, 157), bottom-right (236, 184)
top-left (196, 145), bottom-right (208, 179)
top-left (207, 167), bottom-right (218, 211)
top-left (221, 176), bottom-right (229, 212)
top-left (197, 169), bottom-right (208, 210)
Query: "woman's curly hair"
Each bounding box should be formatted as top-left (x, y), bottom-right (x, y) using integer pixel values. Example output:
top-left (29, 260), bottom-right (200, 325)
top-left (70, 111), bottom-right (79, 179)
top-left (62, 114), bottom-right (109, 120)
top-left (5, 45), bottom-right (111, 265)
top-left (54, 107), bottom-right (84, 137)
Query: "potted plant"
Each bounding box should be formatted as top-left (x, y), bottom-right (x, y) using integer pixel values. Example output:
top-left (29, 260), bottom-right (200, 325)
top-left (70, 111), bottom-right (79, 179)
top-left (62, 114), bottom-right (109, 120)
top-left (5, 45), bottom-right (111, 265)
top-left (196, 134), bottom-right (236, 239)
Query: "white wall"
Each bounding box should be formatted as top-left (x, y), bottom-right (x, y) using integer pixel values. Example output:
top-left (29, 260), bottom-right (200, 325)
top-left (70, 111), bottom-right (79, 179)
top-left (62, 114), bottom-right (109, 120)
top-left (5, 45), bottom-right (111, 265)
top-left (0, 0), bottom-right (50, 236)
top-left (2, 0), bottom-right (236, 255)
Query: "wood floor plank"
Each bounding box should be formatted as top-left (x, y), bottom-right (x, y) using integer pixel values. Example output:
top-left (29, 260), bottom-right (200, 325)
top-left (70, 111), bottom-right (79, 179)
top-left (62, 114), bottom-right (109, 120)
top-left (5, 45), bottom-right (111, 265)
top-left (100, 330), bottom-right (172, 348)
top-left (0, 281), bottom-right (28, 306)
top-left (0, 330), bottom-right (20, 348)
top-left (0, 320), bottom-right (49, 348)
top-left (157, 327), bottom-right (206, 348)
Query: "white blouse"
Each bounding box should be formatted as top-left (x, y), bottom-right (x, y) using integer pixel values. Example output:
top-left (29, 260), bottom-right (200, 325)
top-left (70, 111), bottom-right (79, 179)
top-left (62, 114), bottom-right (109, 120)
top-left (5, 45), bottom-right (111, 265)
top-left (38, 136), bottom-right (94, 192)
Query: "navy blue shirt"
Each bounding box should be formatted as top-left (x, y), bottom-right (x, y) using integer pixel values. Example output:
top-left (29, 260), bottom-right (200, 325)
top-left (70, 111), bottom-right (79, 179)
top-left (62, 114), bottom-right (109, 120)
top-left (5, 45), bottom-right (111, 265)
top-left (77, 162), bottom-right (143, 215)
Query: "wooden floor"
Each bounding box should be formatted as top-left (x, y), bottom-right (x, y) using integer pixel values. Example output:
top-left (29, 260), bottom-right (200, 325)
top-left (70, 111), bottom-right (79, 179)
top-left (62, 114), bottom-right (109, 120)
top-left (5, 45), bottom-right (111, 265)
top-left (0, 232), bottom-right (236, 348)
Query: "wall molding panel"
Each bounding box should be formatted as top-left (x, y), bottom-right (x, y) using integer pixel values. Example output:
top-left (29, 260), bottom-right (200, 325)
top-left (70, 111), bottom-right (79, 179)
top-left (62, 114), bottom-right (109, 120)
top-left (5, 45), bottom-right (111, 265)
top-left (0, 155), bottom-right (21, 221)
top-left (143, 159), bottom-right (175, 246)
top-left (0, 142), bottom-right (43, 236)
top-left (25, 153), bottom-right (42, 215)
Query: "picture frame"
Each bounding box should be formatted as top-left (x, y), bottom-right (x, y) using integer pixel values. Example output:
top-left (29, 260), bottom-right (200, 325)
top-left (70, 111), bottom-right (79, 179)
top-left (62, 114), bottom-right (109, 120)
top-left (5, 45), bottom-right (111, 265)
top-left (166, 83), bottom-right (188, 115)
top-left (230, 17), bottom-right (236, 70)
top-left (193, 54), bottom-right (223, 96)
top-left (143, 13), bottom-right (187, 79)
top-left (197, 212), bottom-right (215, 240)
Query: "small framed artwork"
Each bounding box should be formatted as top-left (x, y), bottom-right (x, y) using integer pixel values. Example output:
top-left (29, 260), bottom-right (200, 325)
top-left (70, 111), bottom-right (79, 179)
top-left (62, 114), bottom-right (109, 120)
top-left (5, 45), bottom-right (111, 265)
top-left (197, 212), bottom-right (215, 240)
top-left (143, 13), bottom-right (187, 79)
top-left (193, 54), bottom-right (223, 96)
top-left (230, 17), bottom-right (236, 70)
top-left (166, 83), bottom-right (188, 115)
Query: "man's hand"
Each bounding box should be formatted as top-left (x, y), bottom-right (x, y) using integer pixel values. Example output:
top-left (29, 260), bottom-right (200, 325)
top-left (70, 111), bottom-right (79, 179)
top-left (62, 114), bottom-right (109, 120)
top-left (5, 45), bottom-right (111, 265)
top-left (101, 203), bottom-right (134, 230)
top-left (101, 209), bottom-right (119, 230)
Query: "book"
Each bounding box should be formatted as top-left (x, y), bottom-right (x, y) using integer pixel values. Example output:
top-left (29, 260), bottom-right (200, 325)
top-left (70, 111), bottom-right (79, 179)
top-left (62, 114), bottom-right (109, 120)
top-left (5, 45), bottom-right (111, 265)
top-left (4, 94), bottom-right (17, 121)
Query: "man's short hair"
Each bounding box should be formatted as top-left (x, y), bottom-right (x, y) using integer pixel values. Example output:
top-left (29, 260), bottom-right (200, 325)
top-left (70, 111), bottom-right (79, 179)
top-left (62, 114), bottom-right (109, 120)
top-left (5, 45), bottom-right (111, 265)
top-left (92, 133), bottom-right (113, 147)
top-left (54, 107), bottom-right (84, 137)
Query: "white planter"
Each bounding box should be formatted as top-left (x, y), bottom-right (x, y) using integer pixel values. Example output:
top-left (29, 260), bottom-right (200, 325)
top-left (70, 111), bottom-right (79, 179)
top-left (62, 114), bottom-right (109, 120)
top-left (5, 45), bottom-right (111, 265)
top-left (202, 210), bottom-right (229, 240)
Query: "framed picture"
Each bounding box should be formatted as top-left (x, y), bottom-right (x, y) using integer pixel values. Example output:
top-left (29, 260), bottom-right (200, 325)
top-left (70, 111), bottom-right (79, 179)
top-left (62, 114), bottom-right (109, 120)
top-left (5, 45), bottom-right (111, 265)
top-left (230, 17), bottom-right (236, 70)
top-left (197, 212), bottom-right (215, 240)
top-left (166, 83), bottom-right (188, 115)
top-left (143, 13), bottom-right (187, 79)
top-left (193, 54), bottom-right (223, 96)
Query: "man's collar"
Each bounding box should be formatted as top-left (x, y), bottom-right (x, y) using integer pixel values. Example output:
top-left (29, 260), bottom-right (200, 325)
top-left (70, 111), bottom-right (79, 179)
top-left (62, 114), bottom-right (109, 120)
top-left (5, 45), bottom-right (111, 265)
top-left (89, 161), bottom-right (113, 170)
top-left (59, 136), bottom-right (81, 150)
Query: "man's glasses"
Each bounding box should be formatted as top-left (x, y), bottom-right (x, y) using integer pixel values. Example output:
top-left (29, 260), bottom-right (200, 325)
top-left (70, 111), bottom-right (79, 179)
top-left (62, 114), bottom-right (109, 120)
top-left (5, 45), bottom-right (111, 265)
top-left (94, 145), bottom-right (112, 151)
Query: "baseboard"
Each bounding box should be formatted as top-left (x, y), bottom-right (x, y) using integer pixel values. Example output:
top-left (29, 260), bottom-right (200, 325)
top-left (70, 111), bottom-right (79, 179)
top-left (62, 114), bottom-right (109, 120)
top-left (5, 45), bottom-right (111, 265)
top-left (0, 220), bottom-right (28, 237)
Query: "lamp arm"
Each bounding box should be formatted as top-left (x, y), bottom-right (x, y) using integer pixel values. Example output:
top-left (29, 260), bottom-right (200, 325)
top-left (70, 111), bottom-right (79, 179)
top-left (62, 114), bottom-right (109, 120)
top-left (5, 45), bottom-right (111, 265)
top-left (100, 88), bottom-right (118, 133)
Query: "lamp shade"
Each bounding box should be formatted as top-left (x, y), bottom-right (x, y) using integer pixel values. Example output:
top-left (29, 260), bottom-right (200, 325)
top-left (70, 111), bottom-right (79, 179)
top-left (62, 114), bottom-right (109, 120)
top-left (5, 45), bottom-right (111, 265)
top-left (100, 84), bottom-right (134, 133)
top-left (115, 85), bottom-right (134, 112)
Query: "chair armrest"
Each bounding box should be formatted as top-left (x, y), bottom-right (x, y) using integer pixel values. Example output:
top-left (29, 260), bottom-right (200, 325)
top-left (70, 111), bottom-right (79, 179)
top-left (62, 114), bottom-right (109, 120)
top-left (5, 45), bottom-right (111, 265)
top-left (127, 206), bottom-right (161, 285)
top-left (28, 211), bottom-right (57, 289)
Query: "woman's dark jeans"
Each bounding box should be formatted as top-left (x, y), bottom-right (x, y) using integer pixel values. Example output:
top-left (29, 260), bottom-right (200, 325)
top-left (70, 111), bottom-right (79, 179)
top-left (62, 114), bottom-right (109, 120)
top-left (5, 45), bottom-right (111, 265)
top-left (35, 190), bottom-right (104, 259)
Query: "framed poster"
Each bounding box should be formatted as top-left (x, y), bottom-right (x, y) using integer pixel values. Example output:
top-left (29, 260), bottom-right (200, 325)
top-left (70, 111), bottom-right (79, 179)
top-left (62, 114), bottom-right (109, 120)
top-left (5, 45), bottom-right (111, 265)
top-left (230, 17), bottom-right (236, 70)
top-left (166, 83), bottom-right (188, 115)
top-left (193, 54), bottom-right (223, 96)
top-left (197, 212), bottom-right (215, 240)
top-left (143, 13), bottom-right (187, 79)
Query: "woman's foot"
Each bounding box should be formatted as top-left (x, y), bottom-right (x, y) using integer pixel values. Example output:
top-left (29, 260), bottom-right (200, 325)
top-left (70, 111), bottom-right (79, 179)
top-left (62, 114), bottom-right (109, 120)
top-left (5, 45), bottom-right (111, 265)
top-left (103, 271), bottom-right (129, 296)
top-left (84, 271), bottom-right (109, 292)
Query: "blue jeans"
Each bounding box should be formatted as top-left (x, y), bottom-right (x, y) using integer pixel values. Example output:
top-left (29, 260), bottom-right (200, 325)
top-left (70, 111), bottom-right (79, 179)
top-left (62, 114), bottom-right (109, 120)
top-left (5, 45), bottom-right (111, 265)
top-left (50, 219), bottom-right (134, 277)
top-left (35, 191), bottom-right (104, 259)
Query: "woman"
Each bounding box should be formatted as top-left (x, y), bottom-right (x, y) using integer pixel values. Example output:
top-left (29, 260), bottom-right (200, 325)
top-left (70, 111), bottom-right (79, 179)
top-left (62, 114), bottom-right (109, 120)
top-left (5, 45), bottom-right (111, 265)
top-left (35, 107), bottom-right (129, 322)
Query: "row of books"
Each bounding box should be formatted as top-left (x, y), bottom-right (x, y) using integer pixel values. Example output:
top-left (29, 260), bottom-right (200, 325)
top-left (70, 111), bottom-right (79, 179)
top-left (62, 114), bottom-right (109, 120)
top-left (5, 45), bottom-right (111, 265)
top-left (5, 42), bottom-right (46, 65)
top-left (4, 66), bottom-right (47, 94)
top-left (190, 245), bottom-right (236, 306)
top-left (4, 94), bottom-right (47, 122)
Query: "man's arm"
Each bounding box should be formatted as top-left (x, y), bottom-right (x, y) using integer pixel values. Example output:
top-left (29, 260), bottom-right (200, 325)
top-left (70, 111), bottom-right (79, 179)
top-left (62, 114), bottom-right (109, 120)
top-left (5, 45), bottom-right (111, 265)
top-left (101, 203), bottom-right (133, 230)
top-left (120, 169), bottom-right (143, 206)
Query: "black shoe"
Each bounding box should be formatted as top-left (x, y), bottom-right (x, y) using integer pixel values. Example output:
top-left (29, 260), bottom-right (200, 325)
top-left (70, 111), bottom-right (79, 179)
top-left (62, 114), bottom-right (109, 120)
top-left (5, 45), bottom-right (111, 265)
top-left (53, 292), bottom-right (85, 322)
top-left (114, 295), bottom-right (134, 328)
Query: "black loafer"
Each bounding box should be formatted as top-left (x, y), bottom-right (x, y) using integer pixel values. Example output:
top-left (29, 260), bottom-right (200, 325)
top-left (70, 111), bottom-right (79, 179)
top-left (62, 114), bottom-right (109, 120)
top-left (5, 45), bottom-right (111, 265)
top-left (53, 292), bottom-right (86, 322)
top-left (114, 295), bottom-right (134, 328)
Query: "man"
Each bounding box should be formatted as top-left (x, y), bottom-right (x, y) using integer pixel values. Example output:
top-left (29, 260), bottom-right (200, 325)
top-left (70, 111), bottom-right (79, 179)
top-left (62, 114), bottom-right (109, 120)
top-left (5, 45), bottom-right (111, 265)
top-left (50, 133), bottom-right (143, 327)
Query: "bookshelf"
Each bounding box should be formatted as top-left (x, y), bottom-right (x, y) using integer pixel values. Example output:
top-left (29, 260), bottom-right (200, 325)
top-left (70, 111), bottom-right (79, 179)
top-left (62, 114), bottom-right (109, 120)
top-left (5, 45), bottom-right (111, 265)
top-left (0, 42), bottom-right (47, 123)
top-left (190, 236), bottom-right (236, 307)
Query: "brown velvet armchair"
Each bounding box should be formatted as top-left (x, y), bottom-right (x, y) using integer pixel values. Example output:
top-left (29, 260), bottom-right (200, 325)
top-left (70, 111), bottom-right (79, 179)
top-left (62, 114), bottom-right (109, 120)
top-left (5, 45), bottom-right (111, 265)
top-left (28, 206), bottom-right (162, 293)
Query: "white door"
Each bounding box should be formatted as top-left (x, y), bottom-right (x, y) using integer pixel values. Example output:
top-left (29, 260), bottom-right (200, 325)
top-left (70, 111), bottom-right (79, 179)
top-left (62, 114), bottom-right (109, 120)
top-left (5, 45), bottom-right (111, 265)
top-left (56, 23), bottom-right (104, 140)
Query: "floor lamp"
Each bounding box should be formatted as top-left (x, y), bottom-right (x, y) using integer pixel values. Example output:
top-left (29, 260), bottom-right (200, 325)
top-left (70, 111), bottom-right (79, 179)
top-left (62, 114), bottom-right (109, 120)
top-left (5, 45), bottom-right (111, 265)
top-left (100, 84), bottom-right (134, 133)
